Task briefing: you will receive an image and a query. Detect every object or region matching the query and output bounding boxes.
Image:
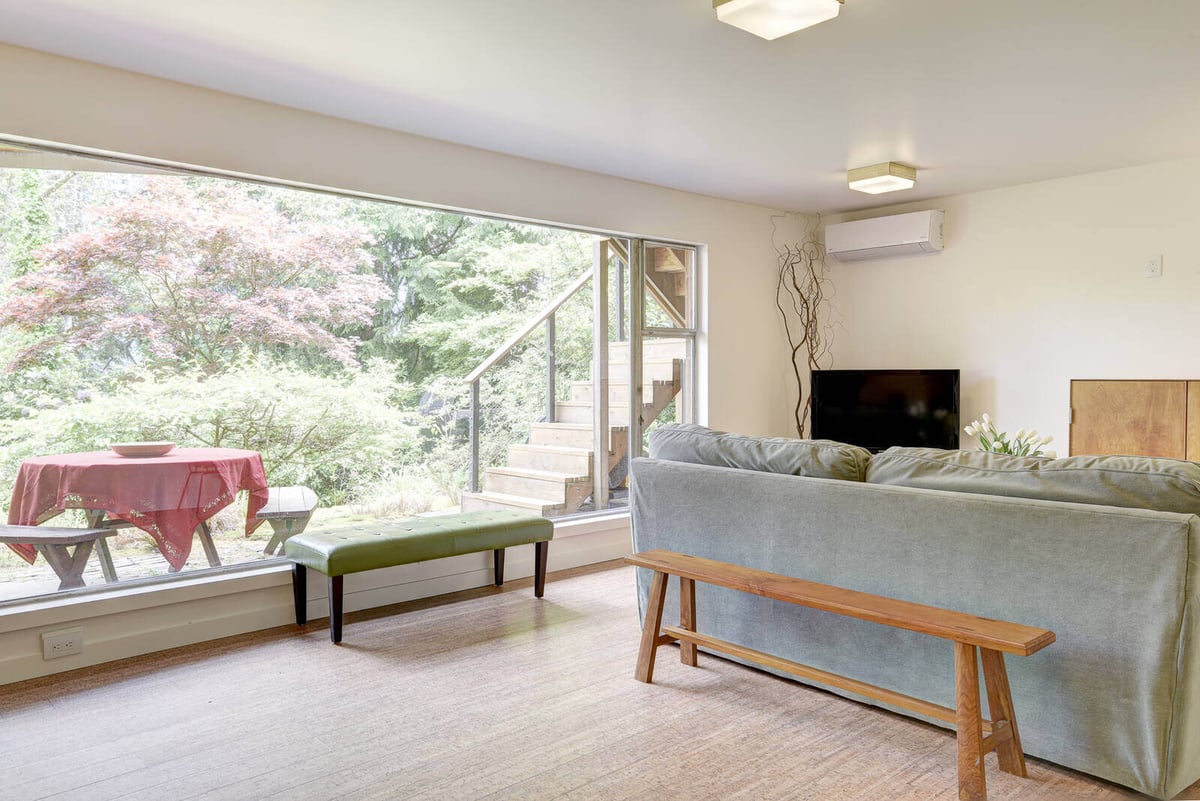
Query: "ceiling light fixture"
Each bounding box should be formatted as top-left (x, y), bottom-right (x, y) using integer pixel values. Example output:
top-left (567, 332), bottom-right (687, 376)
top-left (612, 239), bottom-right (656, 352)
top-left (847, 162), bottom-right (917, 194)
top-left (713, 0), bottom-right (844, 40)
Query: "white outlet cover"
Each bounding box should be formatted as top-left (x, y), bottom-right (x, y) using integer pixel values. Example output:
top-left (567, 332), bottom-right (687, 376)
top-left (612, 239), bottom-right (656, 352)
top-left (42, 627), bottom-right (82, 659)
top-left (1146, 255), bottom-right (1163, 278)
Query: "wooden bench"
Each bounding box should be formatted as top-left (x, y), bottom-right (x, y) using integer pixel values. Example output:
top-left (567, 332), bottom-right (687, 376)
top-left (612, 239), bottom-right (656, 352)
top-left (285, 510), bottom-right (553, 643)
top-left (257, 486), bottom-right (319, 556)
top-left (626, 550), bottom-right (1056, 801)
top-left (0, 524), bottom-right (119, 590)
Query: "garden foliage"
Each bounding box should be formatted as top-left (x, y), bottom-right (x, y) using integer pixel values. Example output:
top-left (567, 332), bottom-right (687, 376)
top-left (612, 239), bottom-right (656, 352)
top-left (0, 168), bottom-right (595, 517)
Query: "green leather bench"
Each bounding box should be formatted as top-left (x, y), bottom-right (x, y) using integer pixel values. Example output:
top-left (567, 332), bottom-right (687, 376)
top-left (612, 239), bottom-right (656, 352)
top-left (284, 510), bottom-right (554, 643)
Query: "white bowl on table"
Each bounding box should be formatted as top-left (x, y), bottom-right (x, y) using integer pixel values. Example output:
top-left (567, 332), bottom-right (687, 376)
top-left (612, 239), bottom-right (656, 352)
top-left (109, 442), bottom-right (176, 458)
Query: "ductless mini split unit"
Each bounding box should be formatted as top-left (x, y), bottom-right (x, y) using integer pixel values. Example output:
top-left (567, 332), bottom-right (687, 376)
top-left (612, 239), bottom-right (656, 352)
top-left (824, 209), bottom-right (945, 262)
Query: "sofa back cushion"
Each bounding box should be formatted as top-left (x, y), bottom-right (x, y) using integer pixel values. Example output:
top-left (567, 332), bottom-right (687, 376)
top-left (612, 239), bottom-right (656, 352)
top-left (866, 446), bottom-right (1200, 515)
top-left (647, 424), bottom-right (872, 482)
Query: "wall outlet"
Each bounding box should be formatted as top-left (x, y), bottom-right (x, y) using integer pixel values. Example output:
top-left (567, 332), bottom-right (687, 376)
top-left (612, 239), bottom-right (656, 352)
top-left (1145, 254), bottom-right (1163, 278)
top-left (42, 627), bottom-right (83, 659)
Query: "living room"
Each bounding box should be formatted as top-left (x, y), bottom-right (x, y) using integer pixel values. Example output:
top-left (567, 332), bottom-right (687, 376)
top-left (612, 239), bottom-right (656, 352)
top-left (1, 1), bottom-right (1199, 799)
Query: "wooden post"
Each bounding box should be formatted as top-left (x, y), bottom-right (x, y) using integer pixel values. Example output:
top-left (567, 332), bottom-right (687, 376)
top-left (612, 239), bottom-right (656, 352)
top-left (679, 576), bottom-right (697, 666)
top-left (955, 642), bottom-right (987, 801)
top-left (196, 521), bottom-right (221, 567)
top-left (635, 570), bottom-right (668, 683)
top-left (616, 258), bottom-right (626, 342)
top-left (628, 240), bottom-right (645, 460)
top-left (592, 239), bottom-right (610, 511)
top-left (468, 379), bottom-right (481, 493)
top-left (94, 537), bottom-right (118, 583)
top-left (85, 510), bottom-right (119, 583)
top-left (980, 648), bottom-right (1027, 777)
top-left (34, 541), bottom-right (94, 590)
top-left (546, 314), bottom-right (556, 423)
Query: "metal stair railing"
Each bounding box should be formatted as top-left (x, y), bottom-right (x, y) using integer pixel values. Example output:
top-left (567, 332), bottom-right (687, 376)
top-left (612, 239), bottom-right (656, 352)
top-left (463, 266), bottom-right (593, 494)
top-left (462, 239), bottom-right (686, 498)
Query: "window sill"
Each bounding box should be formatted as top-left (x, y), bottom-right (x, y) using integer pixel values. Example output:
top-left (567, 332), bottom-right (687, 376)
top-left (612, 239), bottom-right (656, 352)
top-left (0, 562), bottom-right (293, 635)
top-left (0, 511), bottom-right (629, 636)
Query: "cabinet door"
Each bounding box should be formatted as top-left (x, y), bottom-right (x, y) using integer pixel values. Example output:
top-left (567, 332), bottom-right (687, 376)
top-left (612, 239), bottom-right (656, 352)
top-left (1187, 382), bottom-right (1200, 461)
top-left (1070, 380), bottom-right (1187, 458)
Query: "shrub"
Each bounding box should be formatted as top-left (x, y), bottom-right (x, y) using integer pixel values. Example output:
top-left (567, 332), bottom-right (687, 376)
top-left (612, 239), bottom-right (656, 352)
top-left (0, 358), bottom-right (420, 510)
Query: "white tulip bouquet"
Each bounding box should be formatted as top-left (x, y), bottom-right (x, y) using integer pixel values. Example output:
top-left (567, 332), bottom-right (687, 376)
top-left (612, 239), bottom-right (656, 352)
top-left (963, 413), bottom-right (1053, 457)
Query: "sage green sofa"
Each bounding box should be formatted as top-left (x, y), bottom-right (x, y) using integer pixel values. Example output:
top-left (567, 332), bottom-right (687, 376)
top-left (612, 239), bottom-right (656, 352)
top-left (631, 425), bottom-right (1200, 799)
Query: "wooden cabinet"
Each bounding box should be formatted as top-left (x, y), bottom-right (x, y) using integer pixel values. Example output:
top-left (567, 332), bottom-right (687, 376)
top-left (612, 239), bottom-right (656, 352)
top-left (1070, 380), bottom-right (1200, 459)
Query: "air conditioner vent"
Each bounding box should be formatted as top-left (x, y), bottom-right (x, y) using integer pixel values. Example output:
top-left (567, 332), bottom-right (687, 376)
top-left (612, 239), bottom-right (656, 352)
top-left (825, 210), bottom-right (945, 262)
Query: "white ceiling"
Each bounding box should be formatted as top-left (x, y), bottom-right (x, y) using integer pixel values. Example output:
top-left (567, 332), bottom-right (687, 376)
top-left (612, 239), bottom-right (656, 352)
top-left (1, 0), bottom-right (1199, 213)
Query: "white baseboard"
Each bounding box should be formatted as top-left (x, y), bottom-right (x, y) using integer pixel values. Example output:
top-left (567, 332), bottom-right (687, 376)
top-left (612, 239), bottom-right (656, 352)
top-left (0, 515), bottom-right (631, 685)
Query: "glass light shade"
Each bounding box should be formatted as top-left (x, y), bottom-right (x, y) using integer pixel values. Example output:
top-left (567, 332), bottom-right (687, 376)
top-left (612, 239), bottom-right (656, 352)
top-left (847, 162), bottom-right (917, 194)
top-left (714, 0), bottom-right (843, 40)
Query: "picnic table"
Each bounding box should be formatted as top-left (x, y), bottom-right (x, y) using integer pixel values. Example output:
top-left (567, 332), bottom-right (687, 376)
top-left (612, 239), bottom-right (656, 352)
top-left (6, 448), bottom-right (270, 575)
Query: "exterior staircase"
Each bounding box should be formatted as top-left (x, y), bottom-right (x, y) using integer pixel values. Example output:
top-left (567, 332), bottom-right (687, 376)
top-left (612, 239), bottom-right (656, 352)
top-left (461, 338), bottom-right (688, 516)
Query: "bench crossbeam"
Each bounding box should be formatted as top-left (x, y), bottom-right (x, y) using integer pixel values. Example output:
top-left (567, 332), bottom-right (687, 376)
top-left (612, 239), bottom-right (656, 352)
top-left (626, 549), bottom-right (1055, 801)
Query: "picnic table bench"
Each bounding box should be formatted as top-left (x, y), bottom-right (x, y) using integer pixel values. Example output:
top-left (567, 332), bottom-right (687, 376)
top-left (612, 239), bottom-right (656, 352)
top-left (0, 524), bottom-right (117, 590)
top-left (257, 486), bottom-right (319, 555)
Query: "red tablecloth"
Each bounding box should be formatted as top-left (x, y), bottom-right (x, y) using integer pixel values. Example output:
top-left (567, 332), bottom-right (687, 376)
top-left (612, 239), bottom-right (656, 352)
top-left (7, 448), bottom-right (269, 570)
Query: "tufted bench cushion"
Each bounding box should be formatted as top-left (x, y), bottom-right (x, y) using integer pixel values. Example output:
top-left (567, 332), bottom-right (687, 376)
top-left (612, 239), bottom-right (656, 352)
top-left (285, 510), bottom-right (553, 642)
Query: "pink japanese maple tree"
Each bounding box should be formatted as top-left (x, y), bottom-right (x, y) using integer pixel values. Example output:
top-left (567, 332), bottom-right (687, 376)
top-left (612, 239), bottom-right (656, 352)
top-left (0, 178), bottom-right (388, 372)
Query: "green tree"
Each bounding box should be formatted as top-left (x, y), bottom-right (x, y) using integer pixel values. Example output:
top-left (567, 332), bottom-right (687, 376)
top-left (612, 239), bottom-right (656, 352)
top-left (0, 171), bottom-right (56, 278)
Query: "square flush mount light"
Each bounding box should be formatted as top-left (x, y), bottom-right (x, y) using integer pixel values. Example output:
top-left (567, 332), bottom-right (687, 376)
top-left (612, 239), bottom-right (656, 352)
top-left (847, 162), bottom-right (917, 194)
top-left (714, 0), bottom-right (844, 40)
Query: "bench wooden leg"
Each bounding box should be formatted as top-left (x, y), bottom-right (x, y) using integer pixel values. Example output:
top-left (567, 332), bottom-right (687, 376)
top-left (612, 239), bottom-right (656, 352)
top-left (35, 541), bottom-right (95, 590)
top-left (534, 540), bottom-right (548, 598)
top-left (981, 648), bottom-right (1027, 777)
top-left (94, 537), bottom-right (118, 583)
top-left (264, 520), bottom-right (288, 556)
top-left (292, 563), bottom-right (307, 625)
top-left (329, 575), bottom-right (344, 644)
top-left (197, 521), bottom-right (221, 568)
top-left (635, 569), bottom-right (669, 683)
top-left (679, 576), bottom-right (697, 667)
top-left (494, 548), bottom-right (505, 586)
top-left (955, 642), bottom-right (987, 801)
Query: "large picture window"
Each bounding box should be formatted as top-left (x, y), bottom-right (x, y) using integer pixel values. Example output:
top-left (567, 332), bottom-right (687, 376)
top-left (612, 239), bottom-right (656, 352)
top-left (0, 141), bottom-right (697, 603)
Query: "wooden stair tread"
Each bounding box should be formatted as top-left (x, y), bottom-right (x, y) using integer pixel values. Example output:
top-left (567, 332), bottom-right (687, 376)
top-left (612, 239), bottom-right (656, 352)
top-left (462, 490), bottom-right (562, 512)
top-left (509, 444), bottom-right (593, 455)
top-left (555, 399), bottom-right (629, 407)
top-left (531, 422), bottom-right (629, 432)
top-left (605, 358), bottom-right (684, 367)
top-left (466, 334), bottom-right (684, 518)
top-left (485, 466), bottom-right (589, 482)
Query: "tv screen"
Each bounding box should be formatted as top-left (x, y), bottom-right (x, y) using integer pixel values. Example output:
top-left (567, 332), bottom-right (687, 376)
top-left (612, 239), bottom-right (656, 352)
top-left (811, 369), bottom-right (960, 452)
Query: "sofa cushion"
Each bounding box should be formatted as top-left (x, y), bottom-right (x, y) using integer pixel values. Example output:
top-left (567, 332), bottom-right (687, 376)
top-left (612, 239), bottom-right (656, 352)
top-left (866, 446), bottom-right (1200, 515)
top-left (646, 424), bottom-right (872, 482)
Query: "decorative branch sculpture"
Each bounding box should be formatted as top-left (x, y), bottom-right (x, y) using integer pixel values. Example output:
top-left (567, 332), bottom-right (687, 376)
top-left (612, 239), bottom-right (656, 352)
top-left (774, 214), bottom-right (835, 436)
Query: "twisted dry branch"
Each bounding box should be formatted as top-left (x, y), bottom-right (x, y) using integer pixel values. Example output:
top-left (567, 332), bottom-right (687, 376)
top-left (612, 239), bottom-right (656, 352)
top-left (774, 216), bottom-right (834, 436)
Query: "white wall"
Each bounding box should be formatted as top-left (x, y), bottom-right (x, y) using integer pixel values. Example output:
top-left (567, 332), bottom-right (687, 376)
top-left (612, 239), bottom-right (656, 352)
top-left (0, 43), bottom-right (800, 437)
top-left (0, 44), bottom-right (802, 682)
top-left (825, 157), bottom-right (1200, 452)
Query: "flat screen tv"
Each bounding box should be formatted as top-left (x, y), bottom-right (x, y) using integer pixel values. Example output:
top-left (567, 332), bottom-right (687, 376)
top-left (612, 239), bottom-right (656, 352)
top-left (810, 369), bottom-right (960, 453)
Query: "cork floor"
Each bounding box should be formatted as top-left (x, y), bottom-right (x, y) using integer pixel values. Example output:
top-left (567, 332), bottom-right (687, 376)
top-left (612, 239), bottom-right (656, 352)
top-left (1, 561), bottom-right (1197, 801)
